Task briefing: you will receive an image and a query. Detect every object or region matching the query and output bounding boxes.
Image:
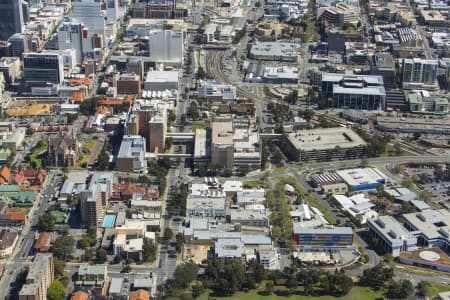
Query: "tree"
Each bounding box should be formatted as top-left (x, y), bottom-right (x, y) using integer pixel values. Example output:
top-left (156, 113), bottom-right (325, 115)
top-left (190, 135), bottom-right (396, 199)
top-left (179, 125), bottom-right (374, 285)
top-left (286, 274), bottom-right (298, 295)
top-left (197, 66), bottom-right (206, 79)
top-left (37, 211), bottom-right (55, 232)
top-left (164, 227), bottom-right (174, 241)
top-left (192, 282), bottom-right (205, 298)
top-left (53, 258), bottom-right (66, 279)
top-left (247, 259), bottom-right (265, 283)
top-left (173, 262), bottom-right (199, 288)
top-left (417, 281), bottom-right (432, 298)
top-left (265, 281), bottom-right (275, 295)
top-left (223, 168), bottom-right (233, 177)
top-left (51, 235), bottom-right (75, 260)
top-left (360, 263), bottom-right (394, 290)
top-left (80, 234), bottom-right (95, 248)
top-left (96, 248), bottom-right (108, 263)
top-left (143, 241), bottom-right (157, 262)
top-left (97, 146), bottom-right (110, 170)
top-left (47, 280), bottom-right (65, 300)
top-left (386, 279), bottom-right (413, 299)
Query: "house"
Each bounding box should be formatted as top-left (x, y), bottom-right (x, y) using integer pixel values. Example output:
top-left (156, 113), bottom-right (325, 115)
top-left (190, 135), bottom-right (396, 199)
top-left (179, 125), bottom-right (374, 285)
top-left (0, 229), bottom-right (19, 258)
top-left (0, 166), bottom-right (11, 184)
top-left (130, 289), bottom-right (149, 300)
top-left (70, 291), bottom-right (90, 300)
top-left (47, 134), bottom-right (79, 167)
top-left (33, 232), bottom-right (52, 252)
top-left (13, 169), bottom-right (47, 186)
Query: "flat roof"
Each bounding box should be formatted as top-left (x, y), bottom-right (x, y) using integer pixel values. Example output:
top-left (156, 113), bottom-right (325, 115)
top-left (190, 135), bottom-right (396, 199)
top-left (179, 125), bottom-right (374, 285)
top-left (403, 209), bottom-right (450, 241)
top-left (145, 70), bottom-right (179, 83)
top-left (286, 127), bottom-right (367, 151)
top-left (336, 167), bottom-right (388, 187)
top-left (293, 224), bottom-right (353, 235)
top-left (194, 128), bottom-right (208, 158)
top-left (118, 135), bottom-right (145, 158)
top-left (333, 84), bottom-right (386, 96)
top-left (250, 42), bottom-right (300, 58)
top-left (368, 215), bottom-right (416, 246)
top-left (211, 120), bottom-right (233, 145)
top-left (321, 73), bottom-right (384, 86)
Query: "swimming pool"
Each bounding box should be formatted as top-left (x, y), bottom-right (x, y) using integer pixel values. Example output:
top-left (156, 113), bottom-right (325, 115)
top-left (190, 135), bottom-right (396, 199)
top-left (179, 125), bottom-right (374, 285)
top-left (103, 215), bottom-right (116, 227)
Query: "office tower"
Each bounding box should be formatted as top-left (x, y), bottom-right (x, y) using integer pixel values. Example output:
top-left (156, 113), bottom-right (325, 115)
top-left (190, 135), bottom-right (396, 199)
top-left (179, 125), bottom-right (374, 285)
top-left (23, 52), bottom-right (64, 84)
top-left (126, 59), bottom-right (144, 81)
top-left (107, 0), bottom-right (119, 22)
top-left (58, 22), bottom-right (86, 64)
top-left (8, 33), bottom-right (30, 57)
top-left (148, 29), bottom-right (183, 64)
top-left (0, 0), bottom-right (24, 41)
top-left (71, 1), bottom-right (106, 43)
top-left (402, 58), bottom-right (438, 90)
top-left (80, 173), bottom-right (112, 230)
top-left (19, 253), bottom-right (54, 300)
top-left (148, 110), bottom-right (167, 153)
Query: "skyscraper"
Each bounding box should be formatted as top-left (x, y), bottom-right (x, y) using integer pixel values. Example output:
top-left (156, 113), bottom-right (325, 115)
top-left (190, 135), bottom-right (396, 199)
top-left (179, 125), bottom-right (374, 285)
top-left (0, 0), bottom-right (24, 41)
top-left (149, 29), bottom-right (184, 64)
top-left (23, 52), bottom-right (64, 84)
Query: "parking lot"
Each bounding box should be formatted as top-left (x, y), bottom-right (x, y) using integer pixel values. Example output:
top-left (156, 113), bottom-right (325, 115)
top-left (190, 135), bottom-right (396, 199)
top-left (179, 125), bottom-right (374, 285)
top-left (404, 164), bottom-right (450, 209)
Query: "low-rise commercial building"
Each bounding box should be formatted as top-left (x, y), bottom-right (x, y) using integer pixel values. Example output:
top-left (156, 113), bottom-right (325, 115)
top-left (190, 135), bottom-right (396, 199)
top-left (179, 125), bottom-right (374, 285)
top-left (186, 196), bottom-right (226, 218)
top-left (283, 127), bottom-right (367, 162)
top-left (336, 167), bottom-right (388, 191)
top-left (367, 216), bottom-right (417, 256)
top-left (292, 225), bottom-right (354, 250)
top-left (230, 209), bottom-right (269, 227)
top-left (116, 135), bottom-right (147, 173)
top-left (249, 42), bottom-right (301, 61)
top-left (407, 92), bottom-right (449, 114)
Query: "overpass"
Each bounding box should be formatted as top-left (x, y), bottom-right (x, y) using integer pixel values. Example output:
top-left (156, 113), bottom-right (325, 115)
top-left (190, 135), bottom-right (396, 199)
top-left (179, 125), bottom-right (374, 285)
top-left (166, 132), bottom-right (195, 142)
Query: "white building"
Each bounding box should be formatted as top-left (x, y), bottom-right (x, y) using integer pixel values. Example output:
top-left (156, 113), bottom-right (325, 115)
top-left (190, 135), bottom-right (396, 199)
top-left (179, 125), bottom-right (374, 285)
top-left (402, 58), bottom-right (439, 90)
top-left (57, 22), bottom-right (87, 64)
top-left (71, 1), bottom-right (106, 40)
top-left (144, 70), bottom-right (179, 91)
top-left (149, 29), bottom-right (184, 65)
top-left (333, 193), bottom-right (378, 224)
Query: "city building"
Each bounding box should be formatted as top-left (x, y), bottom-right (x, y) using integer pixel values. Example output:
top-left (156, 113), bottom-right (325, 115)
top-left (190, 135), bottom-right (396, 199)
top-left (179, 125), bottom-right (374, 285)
top-left (197, 80), bottom-right (236, 100)
top-left (0, 57), bottom-right (21, 84)
top-left (23, 52), bottom-right (64, 84)
top-left (249, 42), bottom-right (301, 61)
top-left (57, 22), bottom-right (88, 65)
top-left (148, 29), bottom-right (184, 65)
top-left (311, 172), bottom-right (348, 194)
top-left (370, 53), bottom-right (396, 89)
top-left (367, 216), bottom-right (417, 256)
top-left (333, 194), bottom-right (378, 224)
top-left (19, 253), bottom-right (54, 300)
top-left (0, 229), bottom-right (18, 258)
top-left (116, 73), bottom-right (141, 95)
top-left (403, 209), bottom-right (450, 251)
top-left (283, 127), bottom-right (367, 162)
top-left (0, 0), bottom-right (24, 41)
top-left (292, 225), bottom-right (354, 250)
top-left (144, 70), bottom-right (179, 91)
top-left (210, 117), bottom-right (261, 170)
top-left (336, 167), bottom-right (389, 191)
top-left (116, 135), bottom-right (147, 173)
top-left (148, 110), bottom-right (166, 153)
top-left (376, 116), bottom-right (450, 134)
top-left (407, 92), bottom-right (449, 114)
top-left (71, 1), bottom-right (106, 42)
top-left (47, 134), bottom-right (79, 167)
top-left (261, 66), bottom-right (299, 84)
top-left (186, 195), bottom-right (227, 218)
top-left (214, 238), bottom-right (245, 263)
top-left (402, 58), bottom-right (438, 90)
top-left (77, 265), bottom-right (108, 286)
top-left (33, 232), bottom-right (52, 253)
top-left (230, 209), bottom-right (269, 227)
top-left (80, 173), bottom-right (113, 231)
top-left (126, 59), bottom-right (144, 82)
top-left (398, 28), bottom-right (423, 47)
top-left (318, 2), bottom-right (360, 28)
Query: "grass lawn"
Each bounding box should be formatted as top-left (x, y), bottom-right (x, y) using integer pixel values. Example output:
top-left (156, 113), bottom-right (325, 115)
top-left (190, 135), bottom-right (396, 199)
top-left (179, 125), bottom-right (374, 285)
top-left (192, 121), bottom-right (208, 131)
top-left (426, 282), bottom-right (450, 298)
top-left (80, 155), bottom-right (90, 165)
top-left (273, 166), bottom-right (287, 173)
top-left (196, 287), bottom-right (384, 300)
top-left (84, 138), bottom-right (97, 152)
top-left (243, 180), bottom-right (265, 188)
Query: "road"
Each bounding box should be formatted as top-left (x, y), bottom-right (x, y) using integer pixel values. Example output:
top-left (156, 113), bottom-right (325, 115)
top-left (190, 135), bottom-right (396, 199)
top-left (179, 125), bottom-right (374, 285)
top-left (0, 171), bottom-right (59, 299)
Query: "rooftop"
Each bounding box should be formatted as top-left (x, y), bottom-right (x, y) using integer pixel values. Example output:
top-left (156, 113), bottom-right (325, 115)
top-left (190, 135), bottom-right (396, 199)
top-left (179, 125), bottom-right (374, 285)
top-left (286, 127), bottom-right (367, 151)
top-left (368, 215), bottom-right (416, 247)
top-left (145, 70), bottom-right (179, 83)
top-left (403, 209), bottom-right (450, 241)
top-left (336, 167), bottom-right (388, 187)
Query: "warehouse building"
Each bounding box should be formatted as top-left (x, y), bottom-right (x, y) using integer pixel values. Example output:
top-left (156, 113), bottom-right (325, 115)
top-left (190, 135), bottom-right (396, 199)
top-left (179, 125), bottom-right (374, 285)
top-left (336, 167), bottom-right (389, 191)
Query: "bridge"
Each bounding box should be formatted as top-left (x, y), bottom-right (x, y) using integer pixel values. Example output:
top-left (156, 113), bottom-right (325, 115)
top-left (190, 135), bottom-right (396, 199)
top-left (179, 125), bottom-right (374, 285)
top-left (166, 132), bottom-right (195, 142)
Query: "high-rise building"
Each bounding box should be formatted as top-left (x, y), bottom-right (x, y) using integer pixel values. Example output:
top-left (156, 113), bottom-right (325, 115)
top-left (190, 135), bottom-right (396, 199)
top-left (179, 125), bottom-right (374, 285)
top-left (23, 52), bottom-right (64, 84)
top-left (80, 173), bottom-right (112, 230)
top-left (402, 58), bottom-right (438, 90)
top-left (149, 29), bottom-right (183, 65)
top-left (116, 135), bottom-right (147, 173)
top-left (148, 110), bottom-right (167, 153)
top-left (58, 22), bottom-right (86, 64)
top-left (19, 253), bottom-right (54, 300)
top-left (8, 33), bottom-right (30, 57)
top-left (71, 1), bottom-right (106, 43)
top-left (0, 0), bottom-right (24, 41)
top-left (107, 0), bottom-right (119, 22)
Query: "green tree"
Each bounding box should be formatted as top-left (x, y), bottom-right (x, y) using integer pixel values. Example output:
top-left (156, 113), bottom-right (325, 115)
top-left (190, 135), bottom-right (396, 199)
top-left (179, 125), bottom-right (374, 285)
top-left (97, 146), bottom-right (110, 170)
top-left (247, 259), bottom-right (266, 283)
top-left (286, 274), bottom-right (298, 295)
top-left (360, 263), bottom-right (394, 290)
top-left (80, 234), bottom-right (94, 248)
top-left (53, 258), bottom-right (66, 279)
top-left (173, 262), bottom-right (199, 288)
top-left (51, 235), bottom-right (75, 260)
top-left (417, 281), bottom-right (432, 298)
top-left (37, 211), bottom-right (55, 232)
top-left (96, 248), bottom-right (108, 263)
top-left (265, 281), bottom-right (275, 295)
top-left (386, 279), bottom-right (413, 299)
top-left (192, 282), bottom-right (205, 298)
top-left (164, 227), bottom-right (174, 241)
top-left (223, 168), bottom-right (233, 177)
top-left (143, 241), bottom-right (157, 262)
top-left (47, 280), bottom-right (65, 300)
top-left (197, 66), bottom-right (206, 79)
